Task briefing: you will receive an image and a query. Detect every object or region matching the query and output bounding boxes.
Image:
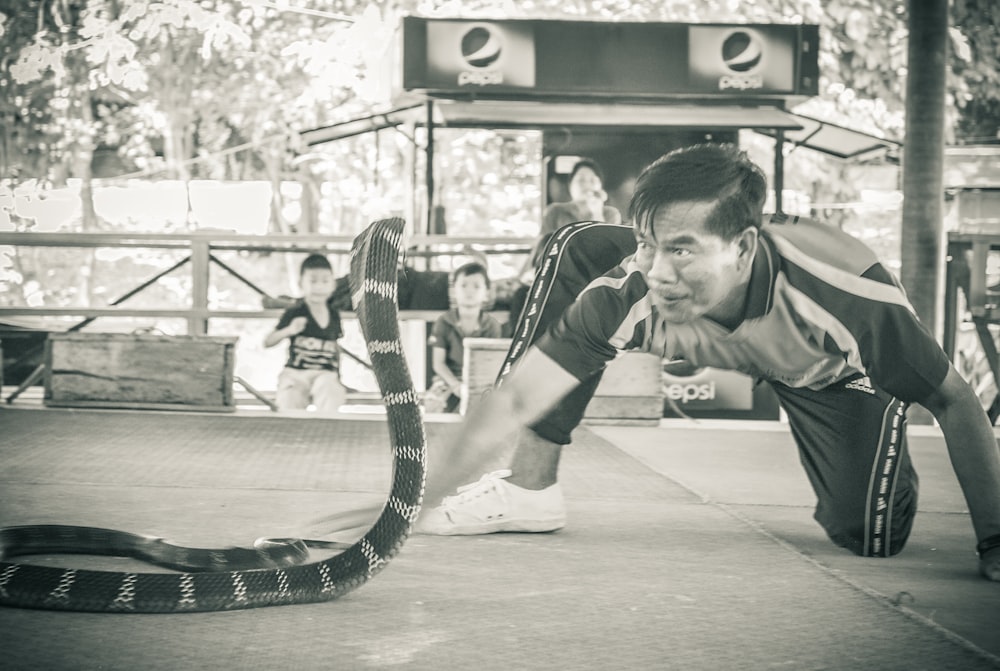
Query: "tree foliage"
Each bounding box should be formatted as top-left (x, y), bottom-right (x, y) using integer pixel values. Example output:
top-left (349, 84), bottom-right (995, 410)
top-left (3, 1), bottom-right (997, 205)
top-left (1, 0), bottom-right (998, 308)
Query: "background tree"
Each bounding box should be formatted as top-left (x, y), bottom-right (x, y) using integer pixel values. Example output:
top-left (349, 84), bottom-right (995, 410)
top-left (900, 0), bottom-right (948, 338)
top-left (2, 0), bottom-right (999, 314)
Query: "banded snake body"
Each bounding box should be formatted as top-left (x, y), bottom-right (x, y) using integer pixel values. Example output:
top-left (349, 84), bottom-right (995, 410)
top-left (0, 218), bottom-right (425, 613)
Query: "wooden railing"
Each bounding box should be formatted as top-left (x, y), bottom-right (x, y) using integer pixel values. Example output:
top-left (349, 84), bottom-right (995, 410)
top-left (0, 230), bottom-right (531, 405)
top-left (945, 231), bottom-right (1000, 423)
top-left (0, 230), bottom-right (533, 333)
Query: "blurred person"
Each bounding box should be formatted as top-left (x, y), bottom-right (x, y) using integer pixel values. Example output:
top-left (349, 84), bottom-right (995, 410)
top-left (541, 158), bottom-right (623, 238)
top-left (425, 262), bottom-right (504, 413)
top-left (507, 159), bottom-right (625, 334)
top-left (264, 253), bottom-right (346, 415)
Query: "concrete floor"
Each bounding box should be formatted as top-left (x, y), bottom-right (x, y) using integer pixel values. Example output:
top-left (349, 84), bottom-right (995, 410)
top-left (1, 406), bottom-right (998, 671)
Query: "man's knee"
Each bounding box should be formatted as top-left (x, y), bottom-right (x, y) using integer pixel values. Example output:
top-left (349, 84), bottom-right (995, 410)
top-left (825, 528), bottom-right (911, 557)
top-left (819, 497), bottom-right (917, 558)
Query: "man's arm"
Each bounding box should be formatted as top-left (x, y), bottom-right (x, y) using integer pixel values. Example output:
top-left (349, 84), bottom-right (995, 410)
top-left (920, 366), bottom-right (1000, 580)
top-left (422, 346), bottom-right (581, 509)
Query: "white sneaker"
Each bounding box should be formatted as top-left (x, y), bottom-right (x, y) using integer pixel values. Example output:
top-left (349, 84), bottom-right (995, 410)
top-left (416, 470), bottom-right (567, 535)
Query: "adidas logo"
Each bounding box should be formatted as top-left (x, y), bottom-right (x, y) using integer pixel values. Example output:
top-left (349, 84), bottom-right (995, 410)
top-left (844, 376), bottom-right (876, 395)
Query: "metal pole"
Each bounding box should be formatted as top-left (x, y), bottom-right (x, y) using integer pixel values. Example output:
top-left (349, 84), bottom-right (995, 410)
top-left (773, 130), bottom-right (785, 215)
top-left (209, 254), bottom-right (271, 297)
top-left (425, 99), bottom-right (435, 236)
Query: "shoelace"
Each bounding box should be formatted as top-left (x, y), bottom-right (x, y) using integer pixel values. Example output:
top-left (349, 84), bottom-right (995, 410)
top-left (441, 469), bottom-right (513, 507)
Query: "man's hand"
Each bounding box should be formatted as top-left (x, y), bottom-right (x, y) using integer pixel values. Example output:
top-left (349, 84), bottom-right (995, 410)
top-left (287, 316), bottom-right (308, 335)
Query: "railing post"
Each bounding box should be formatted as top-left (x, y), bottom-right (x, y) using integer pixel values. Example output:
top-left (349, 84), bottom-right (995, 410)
top-left (190, 239), bottom-right (210, 335)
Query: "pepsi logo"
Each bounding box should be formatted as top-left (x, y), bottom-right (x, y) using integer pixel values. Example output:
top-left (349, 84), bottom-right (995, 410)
top-left (461, 25), bottom-right (503, 68)
top-left (721, 31), bottom-right (762, 73)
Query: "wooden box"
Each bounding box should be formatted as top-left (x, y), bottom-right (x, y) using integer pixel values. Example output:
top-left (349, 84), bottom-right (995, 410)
top-left (586, 352), bottom-right (664, 424)
top-left (45, 333), bottom-right (237, 412)
top-left (461, 337), bottom-right (511, 415)
top-left (461, 338), bottom-right (664, 423)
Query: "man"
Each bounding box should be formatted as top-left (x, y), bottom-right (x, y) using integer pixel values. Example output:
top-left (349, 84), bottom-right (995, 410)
top-left (416, 143), bottom-right (1000, 580)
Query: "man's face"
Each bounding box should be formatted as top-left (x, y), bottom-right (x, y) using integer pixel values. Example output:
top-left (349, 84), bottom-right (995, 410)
top-left (634, 200), bottom-right (751, 324)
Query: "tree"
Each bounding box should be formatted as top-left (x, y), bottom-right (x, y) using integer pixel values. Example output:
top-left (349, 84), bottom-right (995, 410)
top-left (900, 0), bottom-right (948, 338)
top-left (3, 0), bottom-right (1000, 304)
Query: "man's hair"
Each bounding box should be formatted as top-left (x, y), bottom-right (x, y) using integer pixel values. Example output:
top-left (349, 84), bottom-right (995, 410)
top-left (300, 253), bottom-right (332, 275)
top-left (628, 143), bottom-right (767, 241)
top-left (569, 158), bottom-right (605, 185)
top-left (452, 261), bottom-right (491, 288)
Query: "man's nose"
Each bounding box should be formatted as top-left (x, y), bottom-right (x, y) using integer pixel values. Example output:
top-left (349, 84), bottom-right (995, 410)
top-left (647, 252), bottom-right (678, 284)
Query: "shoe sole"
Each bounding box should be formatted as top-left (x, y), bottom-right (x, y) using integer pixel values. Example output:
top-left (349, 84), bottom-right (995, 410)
top-left (418, 516), bottom-right (567, 536)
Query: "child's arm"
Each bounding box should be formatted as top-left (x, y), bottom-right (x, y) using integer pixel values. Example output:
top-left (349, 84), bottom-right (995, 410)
top-left (431, 346), bottom-right (462, 396)
top-left (264, 316), bottom-right (307, 348)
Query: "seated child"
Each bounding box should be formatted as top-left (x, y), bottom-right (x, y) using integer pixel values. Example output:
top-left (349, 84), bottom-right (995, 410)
top-left (264, 253), bottom-right (346, 415)
top-left (426, 262), bottom-right (503, 413)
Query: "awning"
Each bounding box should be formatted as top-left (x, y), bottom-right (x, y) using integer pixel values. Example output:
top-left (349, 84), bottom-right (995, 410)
top-left (301, 101), bottom-right (899, 161)
top-left (302, 100), bottom-right (806, 146)
top-left (757, 113), bottom-right (901, 160)
top-left (416, 100), bottom-right (807, 131)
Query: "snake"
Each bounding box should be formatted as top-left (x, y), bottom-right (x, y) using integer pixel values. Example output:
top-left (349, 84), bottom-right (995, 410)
top-left (0, 217), bottom-right (426, 613)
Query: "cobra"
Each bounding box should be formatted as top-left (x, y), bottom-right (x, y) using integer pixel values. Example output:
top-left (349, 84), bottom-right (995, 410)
top-left (0, 218), bottom-right (425, 613)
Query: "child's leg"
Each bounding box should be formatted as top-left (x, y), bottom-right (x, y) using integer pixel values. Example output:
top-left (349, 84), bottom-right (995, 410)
top-left (311, 370), bottom-right (347, 414)
top-left (770, 376), bottom-right (919, 557)
top-left (276, 367), bottom-right (311, 411)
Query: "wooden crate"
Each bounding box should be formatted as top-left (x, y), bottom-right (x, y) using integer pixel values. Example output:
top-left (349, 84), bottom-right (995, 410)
top-left (45, 333), bottom-right (237, 412)
top-left (587, 352), bottom-right (664, 424)
top-left (461, 338), bottom-right (663, 423)
top-left (461, 337), bottom-right (510, 415)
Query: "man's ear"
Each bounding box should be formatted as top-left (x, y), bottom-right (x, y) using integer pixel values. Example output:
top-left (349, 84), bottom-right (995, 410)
top-left (736, 227), bottom-right (759, 271)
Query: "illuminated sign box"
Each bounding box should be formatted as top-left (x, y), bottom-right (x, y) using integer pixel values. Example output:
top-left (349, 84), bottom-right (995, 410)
top-left (398, 17), bottom-right (818, 102)
top-left (662, 366), bottom-right (780, 420)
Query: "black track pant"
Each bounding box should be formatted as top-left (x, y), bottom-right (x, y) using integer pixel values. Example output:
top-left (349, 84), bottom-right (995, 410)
top-left (770, 379), bottom-right (918, 557)
top-left (497, 222), bottom-right (637, 444)
top-left (498, 221), bottom-right (918, 558)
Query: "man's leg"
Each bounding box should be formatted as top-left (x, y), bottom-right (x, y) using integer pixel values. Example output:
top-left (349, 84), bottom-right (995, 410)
top-left (507, 429), bottom-right (563, 489)
top-left (500, 222), bottom-right (637, 490)
top-left (771, 376), bottom-right (919, 557)
top-left (418, 222), bottom-right (636, 534)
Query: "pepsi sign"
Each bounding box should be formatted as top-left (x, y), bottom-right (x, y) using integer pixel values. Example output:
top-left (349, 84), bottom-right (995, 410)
top-left (458, 25), bottom-right (504, 85)
top-left (423, 20), bottom-right (535, 90)
top-left (398, 18), bottom-right (816, 101)
top-left (689, 26), bottom-right (797, 93)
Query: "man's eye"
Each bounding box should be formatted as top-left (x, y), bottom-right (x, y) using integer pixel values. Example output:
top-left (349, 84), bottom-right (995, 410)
top-left (636, 240), bottom-right (654, 252)
top-left (671, 247), bottom-right (692, 257)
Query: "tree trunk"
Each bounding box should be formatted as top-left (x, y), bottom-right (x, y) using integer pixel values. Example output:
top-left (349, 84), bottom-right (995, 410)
top-left (900, 0), bottom-right (949, 338)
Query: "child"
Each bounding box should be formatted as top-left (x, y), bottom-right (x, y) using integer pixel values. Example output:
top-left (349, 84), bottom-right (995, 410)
top-left (426, 262), bottom-right (503, 413)
top-left (264, 253), bottom-right (346, 415)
